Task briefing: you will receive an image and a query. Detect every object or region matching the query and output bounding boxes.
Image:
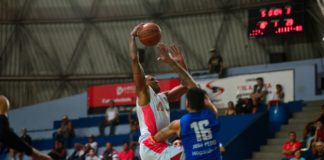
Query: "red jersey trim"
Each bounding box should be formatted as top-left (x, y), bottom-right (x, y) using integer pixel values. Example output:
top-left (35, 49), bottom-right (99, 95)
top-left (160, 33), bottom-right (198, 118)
top-left (171, 152), bottom-right (182, 160)
top-left (142, 137), bottom-right (168, 154)
top-left (141, 104), bottom-right (158, 135)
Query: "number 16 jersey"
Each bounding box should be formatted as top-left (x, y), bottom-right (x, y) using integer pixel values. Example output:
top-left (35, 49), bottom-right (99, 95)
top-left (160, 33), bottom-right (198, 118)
top-left (180, 108), bottom-right (221, 160)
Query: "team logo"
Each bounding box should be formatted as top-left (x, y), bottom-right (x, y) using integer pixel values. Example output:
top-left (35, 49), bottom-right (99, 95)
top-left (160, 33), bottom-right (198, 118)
top-left (157, 101), bottom-right (169, 112)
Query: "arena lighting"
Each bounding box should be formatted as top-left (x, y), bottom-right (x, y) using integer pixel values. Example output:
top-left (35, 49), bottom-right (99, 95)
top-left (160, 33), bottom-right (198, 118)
top-left (248, 2), bottom-right (304, 38)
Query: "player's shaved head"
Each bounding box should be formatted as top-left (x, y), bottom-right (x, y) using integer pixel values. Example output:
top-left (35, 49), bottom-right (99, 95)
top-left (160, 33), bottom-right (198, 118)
top-left (0, 95), bottom-right (10, 116)
top-left (145, 75), bottom-right (160, 93)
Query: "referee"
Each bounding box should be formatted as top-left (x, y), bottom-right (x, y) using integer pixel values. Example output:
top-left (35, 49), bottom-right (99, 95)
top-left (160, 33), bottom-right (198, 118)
top-left (0, 95), bottom-right (52, 160)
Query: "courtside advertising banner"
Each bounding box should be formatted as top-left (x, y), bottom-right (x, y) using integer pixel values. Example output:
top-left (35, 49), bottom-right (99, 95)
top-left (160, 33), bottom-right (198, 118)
top-left (88, 79), bottom-right (180, 108)
top-left (197, 70), bottom-right (294, 108)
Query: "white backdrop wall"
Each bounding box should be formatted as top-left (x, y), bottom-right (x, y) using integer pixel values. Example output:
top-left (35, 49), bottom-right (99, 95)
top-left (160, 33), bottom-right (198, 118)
top-left (197, 70), bottom-right (294, 108)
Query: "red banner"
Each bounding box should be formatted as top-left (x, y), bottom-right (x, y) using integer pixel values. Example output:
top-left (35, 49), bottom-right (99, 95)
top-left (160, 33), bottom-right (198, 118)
top-left (88, 79), bottom-right (181, 108)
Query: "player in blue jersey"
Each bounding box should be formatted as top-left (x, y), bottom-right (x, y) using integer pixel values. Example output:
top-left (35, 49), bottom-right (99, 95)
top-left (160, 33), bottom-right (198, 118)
top-left (151, 87), bottom-right (221, 160)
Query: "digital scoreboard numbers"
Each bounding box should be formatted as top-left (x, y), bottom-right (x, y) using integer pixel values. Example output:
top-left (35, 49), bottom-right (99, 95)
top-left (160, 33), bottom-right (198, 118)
top-left (248, 2), bottom-right (305, 38)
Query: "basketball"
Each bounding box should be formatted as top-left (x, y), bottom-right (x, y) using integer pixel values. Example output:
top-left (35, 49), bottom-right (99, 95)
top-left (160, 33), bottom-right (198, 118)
top-left (138, 23), bottom-right (161, 46)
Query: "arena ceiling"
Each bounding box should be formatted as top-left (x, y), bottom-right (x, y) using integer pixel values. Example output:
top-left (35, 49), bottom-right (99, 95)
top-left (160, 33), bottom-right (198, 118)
top-left (0, 0), bottom-right (323, 107)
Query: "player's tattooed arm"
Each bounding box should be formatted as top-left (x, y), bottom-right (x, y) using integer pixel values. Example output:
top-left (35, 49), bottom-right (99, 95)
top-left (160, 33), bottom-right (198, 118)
top-left (129, 24), bottom-right (150, 106)
top-left (153, 120), bottom-right (180, 142)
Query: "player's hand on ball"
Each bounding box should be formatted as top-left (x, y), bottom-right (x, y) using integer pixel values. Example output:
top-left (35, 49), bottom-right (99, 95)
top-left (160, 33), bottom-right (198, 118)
top-left (157, 43), bottom-right (173, 64)
top-left (131, 23), bottom-right (144, 37)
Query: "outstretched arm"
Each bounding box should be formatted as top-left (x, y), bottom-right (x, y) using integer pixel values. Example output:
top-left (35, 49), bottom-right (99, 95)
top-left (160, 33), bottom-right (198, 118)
top-left (153, 120), bottom-right (180, 142)
top-left (129, 24), bottom-right (150, 106)
top-left (158, 44), bottom-right (197, 97)
top-left (164, 45), bottom-right (190, 101)
top-left (169, 45), bottom-right (188, 70)
top-left (0, 117), bottom-right (51, 160)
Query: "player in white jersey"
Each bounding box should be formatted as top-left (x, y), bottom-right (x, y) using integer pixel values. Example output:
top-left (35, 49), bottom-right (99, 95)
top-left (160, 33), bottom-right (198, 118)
top-left (129, 24), bottom-right (197, 160)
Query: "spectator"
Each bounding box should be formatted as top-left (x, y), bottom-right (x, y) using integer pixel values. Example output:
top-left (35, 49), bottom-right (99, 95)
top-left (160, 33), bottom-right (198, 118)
top-left (99, 100), bottom-right (119, 136)
top-left (302, 141), bottom-right (317, 160)
top-left (250, 77), bottom-right (267, 113)
top-left (18, 128), bottom-right (32, 160)
top-left (129, 120), bottom-right (140, 160)
top-left (305, 141), bottom-right (324, 159)
top-left (314, 141), bottom-right (324, 159)
top-left (302, 123), bottom-right (316, 149)
top-left (128, 108), bottom-right (138, 125)
top-left (273, 84), bottom-right (285, 101)
top-left (171, 138), bottom-right (184, 159)
top-left (172, 138), bottom-right (182, 147)
top-left (303, 105), bottom-right (324, 148)
top-left (118, 142), bottom-right (134, 160)
top-left (315, 121), bottom-right (324, 142)
top-left (68, 143), bottom-right (86, 160)
top-left (236, 98), bottom-right (253, 114)
top-left (268, 84), bottom-right (285, 108)
top-left (53, 128), bottom-right (64, 142)
top-left (129, 120), bottom-right (140, 147)
top-left (225, 101), bottom-right (236, 116)
top-left (208, 48), bottom-right (224, 77)
top-left (289, 150), bottom-right (305, 160)
top-left (101, 142), bottom-right (118, 160)
top-left (48, 140), bottom-right (67, 160)
top-left (60, 115), bottom-right (75, 148)
top-left (282, 131), bottom-right (302, 159)
top-left (20, 128), bottom-right (32, 146)
top-left (86, 148), bottom-right (99, 160)
top-left (85, 135), bottom-right (98, 152)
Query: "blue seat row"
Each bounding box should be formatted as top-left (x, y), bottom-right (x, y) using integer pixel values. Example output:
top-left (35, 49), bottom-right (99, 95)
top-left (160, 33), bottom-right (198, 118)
top-left (53, 110), bottom-right (188, 129)
top-left (37, 111), bottom-right (261, 150)
top-left (33, 134), bottom-right (130, 150)
top-left (40, 110), bottom-right (188, 150)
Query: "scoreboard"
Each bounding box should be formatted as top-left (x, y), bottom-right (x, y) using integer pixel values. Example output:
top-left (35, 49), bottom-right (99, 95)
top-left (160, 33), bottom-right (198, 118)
top-left (248, 1), bottom-right (305, 38)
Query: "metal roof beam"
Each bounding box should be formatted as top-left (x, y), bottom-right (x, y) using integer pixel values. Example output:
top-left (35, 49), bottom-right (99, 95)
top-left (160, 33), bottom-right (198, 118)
top-left (0, 0), bottom-right (292, 25)
top-left (0, 74), bottom-right (131, 81)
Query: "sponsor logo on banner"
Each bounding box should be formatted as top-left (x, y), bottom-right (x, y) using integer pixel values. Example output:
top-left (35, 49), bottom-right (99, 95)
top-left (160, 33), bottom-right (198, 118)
top-left (88, 79), bottom-right (180, 108)
top-left (197, 70), bottom-right (294, 108)
top-left (116, 86), bottom-right (136, 96)
top-left (206, 80), bottom-right (225, 96)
